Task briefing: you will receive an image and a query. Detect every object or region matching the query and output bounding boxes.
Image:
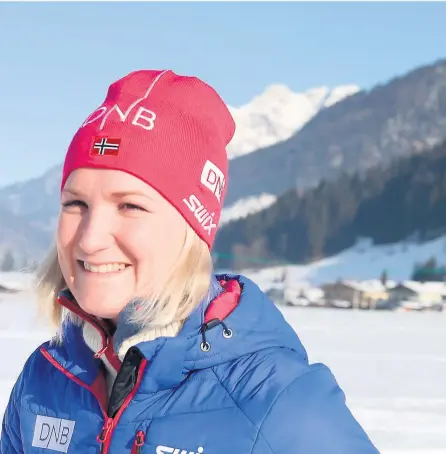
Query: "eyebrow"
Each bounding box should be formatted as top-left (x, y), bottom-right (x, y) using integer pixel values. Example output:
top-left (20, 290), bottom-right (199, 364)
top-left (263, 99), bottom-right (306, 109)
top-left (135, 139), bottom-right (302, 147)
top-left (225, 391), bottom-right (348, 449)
top-left (61, 188), bottom-right (82, 197)
top-left (62, 188), bottom-right (156, 201)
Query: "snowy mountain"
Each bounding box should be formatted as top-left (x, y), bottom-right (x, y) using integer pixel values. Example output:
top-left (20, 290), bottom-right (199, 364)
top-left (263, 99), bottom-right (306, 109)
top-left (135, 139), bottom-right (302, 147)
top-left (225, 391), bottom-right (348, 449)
top-left (220, 83), bottom-right (359, 222)
top-left (0, 203), bottom-right (49, 270)
top-left (227, 84), bottom-right (360, 159)
top-left (225, 58), bottom-right (446, 206)
top-left (0, 164), bottom-right (61, 218)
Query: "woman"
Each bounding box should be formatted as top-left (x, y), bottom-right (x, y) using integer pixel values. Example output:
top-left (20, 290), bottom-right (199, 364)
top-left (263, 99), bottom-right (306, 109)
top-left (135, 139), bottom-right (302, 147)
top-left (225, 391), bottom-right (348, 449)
top-left (1, 69), bottom-right (379, 454)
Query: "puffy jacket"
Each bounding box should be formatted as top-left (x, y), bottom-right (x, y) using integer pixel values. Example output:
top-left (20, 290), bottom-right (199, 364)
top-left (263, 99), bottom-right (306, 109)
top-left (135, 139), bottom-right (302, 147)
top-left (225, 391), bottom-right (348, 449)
top-left (1, 273), bottom-right (380, 453)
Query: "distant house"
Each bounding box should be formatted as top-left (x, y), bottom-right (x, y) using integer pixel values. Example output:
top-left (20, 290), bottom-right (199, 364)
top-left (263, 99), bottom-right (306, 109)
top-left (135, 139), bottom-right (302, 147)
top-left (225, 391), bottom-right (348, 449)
top-left (283, 285), bottom-right (324, 307)
top-left (264, 282), bottom-right (324, 307)
top-left (321, 280), bottom-right (391, 309)
top-left (388, 281), bottom-right (446, 309)
top-left (0, 282), bottom-right (20, 293)
top-left (0, 272), bottom-right (34, 294)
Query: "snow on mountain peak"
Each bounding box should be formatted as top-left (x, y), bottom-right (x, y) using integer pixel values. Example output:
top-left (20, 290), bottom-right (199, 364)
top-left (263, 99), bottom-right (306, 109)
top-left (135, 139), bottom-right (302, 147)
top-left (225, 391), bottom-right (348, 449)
top-left (250, 83), bottom-right (296, 105)
top-left (227, 83), bottom-right (360, 159)
top-left (324, 84), bottom-right (361, 108)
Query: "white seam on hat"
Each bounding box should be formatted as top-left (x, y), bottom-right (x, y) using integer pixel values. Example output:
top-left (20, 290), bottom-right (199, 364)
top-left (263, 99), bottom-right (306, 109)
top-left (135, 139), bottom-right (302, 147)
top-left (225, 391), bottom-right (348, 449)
top-left (142, 69), bottom-right (170, 99)
top-left (98, 69), bottom-right (171, 130)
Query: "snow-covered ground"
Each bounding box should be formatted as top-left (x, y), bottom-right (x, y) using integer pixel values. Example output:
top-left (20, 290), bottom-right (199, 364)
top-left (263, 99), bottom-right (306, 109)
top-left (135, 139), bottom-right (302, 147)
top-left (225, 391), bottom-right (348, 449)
top-left (1, 290), bottom-right (446, 453)
top-left (0, 291), bottom-right (52, 427)
top-left (281, 306), bottom-right (446, 453)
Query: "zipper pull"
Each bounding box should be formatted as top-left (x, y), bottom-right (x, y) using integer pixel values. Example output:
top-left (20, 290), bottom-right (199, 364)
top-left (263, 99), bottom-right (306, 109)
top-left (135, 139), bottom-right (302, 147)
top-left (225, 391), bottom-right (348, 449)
top-left (94, 338), bottom-right (109, 358)
top-left (96, 418), bottom-right (113, 452)
top-left (132, 430), bottom-right (145, 454)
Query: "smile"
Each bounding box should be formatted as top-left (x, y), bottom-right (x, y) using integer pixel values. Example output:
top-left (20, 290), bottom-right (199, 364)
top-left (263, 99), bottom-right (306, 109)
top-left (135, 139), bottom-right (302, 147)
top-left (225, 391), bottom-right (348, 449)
top-left (79, 261), bottom-right (130, 274)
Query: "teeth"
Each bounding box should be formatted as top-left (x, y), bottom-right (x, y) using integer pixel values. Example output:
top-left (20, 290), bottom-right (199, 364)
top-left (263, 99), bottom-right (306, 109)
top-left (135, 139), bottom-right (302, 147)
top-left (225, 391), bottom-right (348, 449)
top-left (83, 262), bottom-right (127, 273)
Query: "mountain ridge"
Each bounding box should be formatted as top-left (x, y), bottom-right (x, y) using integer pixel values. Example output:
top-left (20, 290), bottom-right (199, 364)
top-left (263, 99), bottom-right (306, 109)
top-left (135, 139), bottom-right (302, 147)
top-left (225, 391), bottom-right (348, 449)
top-left (225, 57), bottom-right (446, 206)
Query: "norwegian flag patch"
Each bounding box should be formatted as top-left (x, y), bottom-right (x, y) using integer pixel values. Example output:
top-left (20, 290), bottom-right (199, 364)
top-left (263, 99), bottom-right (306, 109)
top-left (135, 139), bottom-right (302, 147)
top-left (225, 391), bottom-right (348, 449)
top-left (90, 137), bottom-right (121, 156)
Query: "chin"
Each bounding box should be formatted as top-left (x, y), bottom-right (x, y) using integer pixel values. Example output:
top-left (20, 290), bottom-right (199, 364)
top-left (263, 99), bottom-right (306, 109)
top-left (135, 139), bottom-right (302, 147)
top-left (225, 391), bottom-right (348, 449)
top-left (77, 303), bottom-right (119, 320)
top-left (74, 291), bottom-right (129, 320)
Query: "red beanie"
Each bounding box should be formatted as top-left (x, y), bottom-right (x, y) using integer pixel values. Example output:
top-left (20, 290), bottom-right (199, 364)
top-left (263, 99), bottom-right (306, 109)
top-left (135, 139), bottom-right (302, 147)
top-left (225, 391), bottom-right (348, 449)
top-left (61, 69), bottom-right (236, 249)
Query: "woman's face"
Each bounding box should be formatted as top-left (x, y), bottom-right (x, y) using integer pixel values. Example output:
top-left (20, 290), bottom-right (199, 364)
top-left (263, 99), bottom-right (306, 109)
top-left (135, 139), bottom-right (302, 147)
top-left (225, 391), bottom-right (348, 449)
top-left (57, 168), bottom-right (187, 321)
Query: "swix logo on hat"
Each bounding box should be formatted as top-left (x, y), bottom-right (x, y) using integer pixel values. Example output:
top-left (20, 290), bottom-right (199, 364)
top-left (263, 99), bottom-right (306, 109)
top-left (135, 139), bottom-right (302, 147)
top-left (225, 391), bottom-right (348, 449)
top-left (61, 69), bottom-right (236, 250)
top-left (200, 160), bottom-right (225, 203)
top-left (91, 137), bottom-right (121, 156)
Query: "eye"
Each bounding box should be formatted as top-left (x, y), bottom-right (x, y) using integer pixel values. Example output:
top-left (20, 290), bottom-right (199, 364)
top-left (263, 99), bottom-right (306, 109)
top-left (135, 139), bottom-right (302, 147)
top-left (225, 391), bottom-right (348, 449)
top-left (61, 200), bottom-right (87, 209)
top-left (121, 203), bottom-right (146, 212)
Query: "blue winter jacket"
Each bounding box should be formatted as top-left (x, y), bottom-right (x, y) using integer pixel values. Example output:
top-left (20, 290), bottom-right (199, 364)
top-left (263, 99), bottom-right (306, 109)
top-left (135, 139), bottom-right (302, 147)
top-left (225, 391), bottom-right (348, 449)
top-left (1, 273), bottom-right (380, 453)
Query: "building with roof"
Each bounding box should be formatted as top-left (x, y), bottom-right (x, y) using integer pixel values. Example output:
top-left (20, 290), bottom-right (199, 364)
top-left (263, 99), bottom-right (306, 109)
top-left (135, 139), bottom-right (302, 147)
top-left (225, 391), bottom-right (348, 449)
top-left (388, 281), bottom-right (446, 309)
top-left (321, 279), bottom-right (396, 309)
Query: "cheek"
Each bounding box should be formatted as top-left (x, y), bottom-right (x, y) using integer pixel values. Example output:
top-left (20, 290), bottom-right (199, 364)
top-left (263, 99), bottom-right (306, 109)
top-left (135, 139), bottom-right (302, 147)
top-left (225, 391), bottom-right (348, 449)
top-left (57, 215), bottom-right (80, 261)
top-left (124, 224), bottom-right (165, 262)
top-left (125, 216), bottom-right (186, 267)
top-left (58, 216), bottom-right (75, 244)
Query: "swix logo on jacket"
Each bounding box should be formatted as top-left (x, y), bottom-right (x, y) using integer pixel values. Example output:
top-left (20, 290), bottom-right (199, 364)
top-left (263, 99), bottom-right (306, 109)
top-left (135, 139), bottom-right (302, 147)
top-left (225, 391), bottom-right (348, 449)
top-left (156, 446), bottom-right (204, 454)
top-left (1, 274), bottom-right (380, 454)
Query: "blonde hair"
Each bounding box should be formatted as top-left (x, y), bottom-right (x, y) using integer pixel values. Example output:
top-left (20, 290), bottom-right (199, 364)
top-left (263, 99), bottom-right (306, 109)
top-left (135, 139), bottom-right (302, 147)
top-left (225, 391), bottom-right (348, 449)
top-left (35, 223), bottom-right (214, 338)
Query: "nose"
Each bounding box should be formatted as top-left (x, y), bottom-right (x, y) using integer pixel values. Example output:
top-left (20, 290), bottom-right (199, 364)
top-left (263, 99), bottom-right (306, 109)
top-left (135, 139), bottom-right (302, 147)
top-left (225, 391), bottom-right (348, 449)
top-left (77, 208), bottom-right (114, 255)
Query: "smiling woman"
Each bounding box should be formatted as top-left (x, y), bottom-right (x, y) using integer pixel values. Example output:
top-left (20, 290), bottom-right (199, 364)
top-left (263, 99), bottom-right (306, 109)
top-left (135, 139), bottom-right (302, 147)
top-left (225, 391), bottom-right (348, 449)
top-left (38, 168), bottom-right (212, 332)
top-left (1, 69), bottom-right (379, 454)
top-left (53, 167), bottom-right (209, 326)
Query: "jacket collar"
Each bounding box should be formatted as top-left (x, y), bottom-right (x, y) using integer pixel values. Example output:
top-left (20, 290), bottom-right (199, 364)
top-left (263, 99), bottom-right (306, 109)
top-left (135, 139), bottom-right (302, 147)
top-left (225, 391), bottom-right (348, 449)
top-left (47, 275), bottom-right (241, 392)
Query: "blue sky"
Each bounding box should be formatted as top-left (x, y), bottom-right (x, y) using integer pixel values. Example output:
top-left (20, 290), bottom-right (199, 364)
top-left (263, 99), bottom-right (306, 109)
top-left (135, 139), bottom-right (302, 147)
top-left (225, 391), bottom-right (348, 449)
top-left (1, 1), bottom-right (446, 186)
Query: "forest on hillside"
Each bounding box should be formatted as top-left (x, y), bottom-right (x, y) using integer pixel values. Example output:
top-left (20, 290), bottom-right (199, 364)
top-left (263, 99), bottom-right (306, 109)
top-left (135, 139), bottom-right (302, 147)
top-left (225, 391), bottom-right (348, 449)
top-left (215, 140), bottom-right (446, 270)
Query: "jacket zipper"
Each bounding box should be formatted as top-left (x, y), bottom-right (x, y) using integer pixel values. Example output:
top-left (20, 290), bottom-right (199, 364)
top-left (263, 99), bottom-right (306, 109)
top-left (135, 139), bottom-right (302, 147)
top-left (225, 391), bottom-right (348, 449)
top-left (97, 418), bottom-right (114, 453)
top-left (96, 358), bottom-right (148, 453)
top-left (41, 347), bottom-right (148, 454)
top-left (131, 430), bottom-right (146, 454)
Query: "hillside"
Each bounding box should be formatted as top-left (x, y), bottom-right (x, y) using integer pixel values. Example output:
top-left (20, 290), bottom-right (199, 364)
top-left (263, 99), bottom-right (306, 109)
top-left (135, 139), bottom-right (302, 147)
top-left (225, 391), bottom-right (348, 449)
top-left (0, 205), bottom-right (47, 270)
top-left (225, 58), bottom-right (446, 205)
top-left (214, 139), bottom-right (446, 269)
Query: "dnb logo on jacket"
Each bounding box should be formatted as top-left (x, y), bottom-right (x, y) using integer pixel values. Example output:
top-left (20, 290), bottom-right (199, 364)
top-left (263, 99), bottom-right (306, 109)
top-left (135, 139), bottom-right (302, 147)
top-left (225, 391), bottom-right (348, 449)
top-left (32, 415), bottom-right (75, 453)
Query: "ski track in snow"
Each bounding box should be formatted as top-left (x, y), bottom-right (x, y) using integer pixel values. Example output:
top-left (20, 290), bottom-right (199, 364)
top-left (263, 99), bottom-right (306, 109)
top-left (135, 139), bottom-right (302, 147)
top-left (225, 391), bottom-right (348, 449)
top-left (1, 293), bottom-right (446, 453)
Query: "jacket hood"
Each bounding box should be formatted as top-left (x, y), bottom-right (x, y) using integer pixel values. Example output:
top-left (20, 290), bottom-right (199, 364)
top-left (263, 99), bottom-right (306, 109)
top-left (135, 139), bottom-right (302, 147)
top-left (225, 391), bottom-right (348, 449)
top-left (127, 273), bottom-right (308, 392)
top-left (50, 273), bottom-right (308, 393)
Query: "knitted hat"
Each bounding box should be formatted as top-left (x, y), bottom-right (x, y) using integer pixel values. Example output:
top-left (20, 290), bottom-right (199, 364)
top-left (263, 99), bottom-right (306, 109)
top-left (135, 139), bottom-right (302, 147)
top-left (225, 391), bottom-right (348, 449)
top-left (61, 69), bottom-right (236, 249)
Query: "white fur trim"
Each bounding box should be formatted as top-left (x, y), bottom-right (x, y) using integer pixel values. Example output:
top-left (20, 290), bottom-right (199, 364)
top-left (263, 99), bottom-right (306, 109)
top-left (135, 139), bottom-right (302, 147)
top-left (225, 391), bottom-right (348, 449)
top-left (82, 322), bottom-right (104, 355)
top-left (117, 321), bottom-right (184, 361)
top-left (82, 319), bottom-right (184, 395)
